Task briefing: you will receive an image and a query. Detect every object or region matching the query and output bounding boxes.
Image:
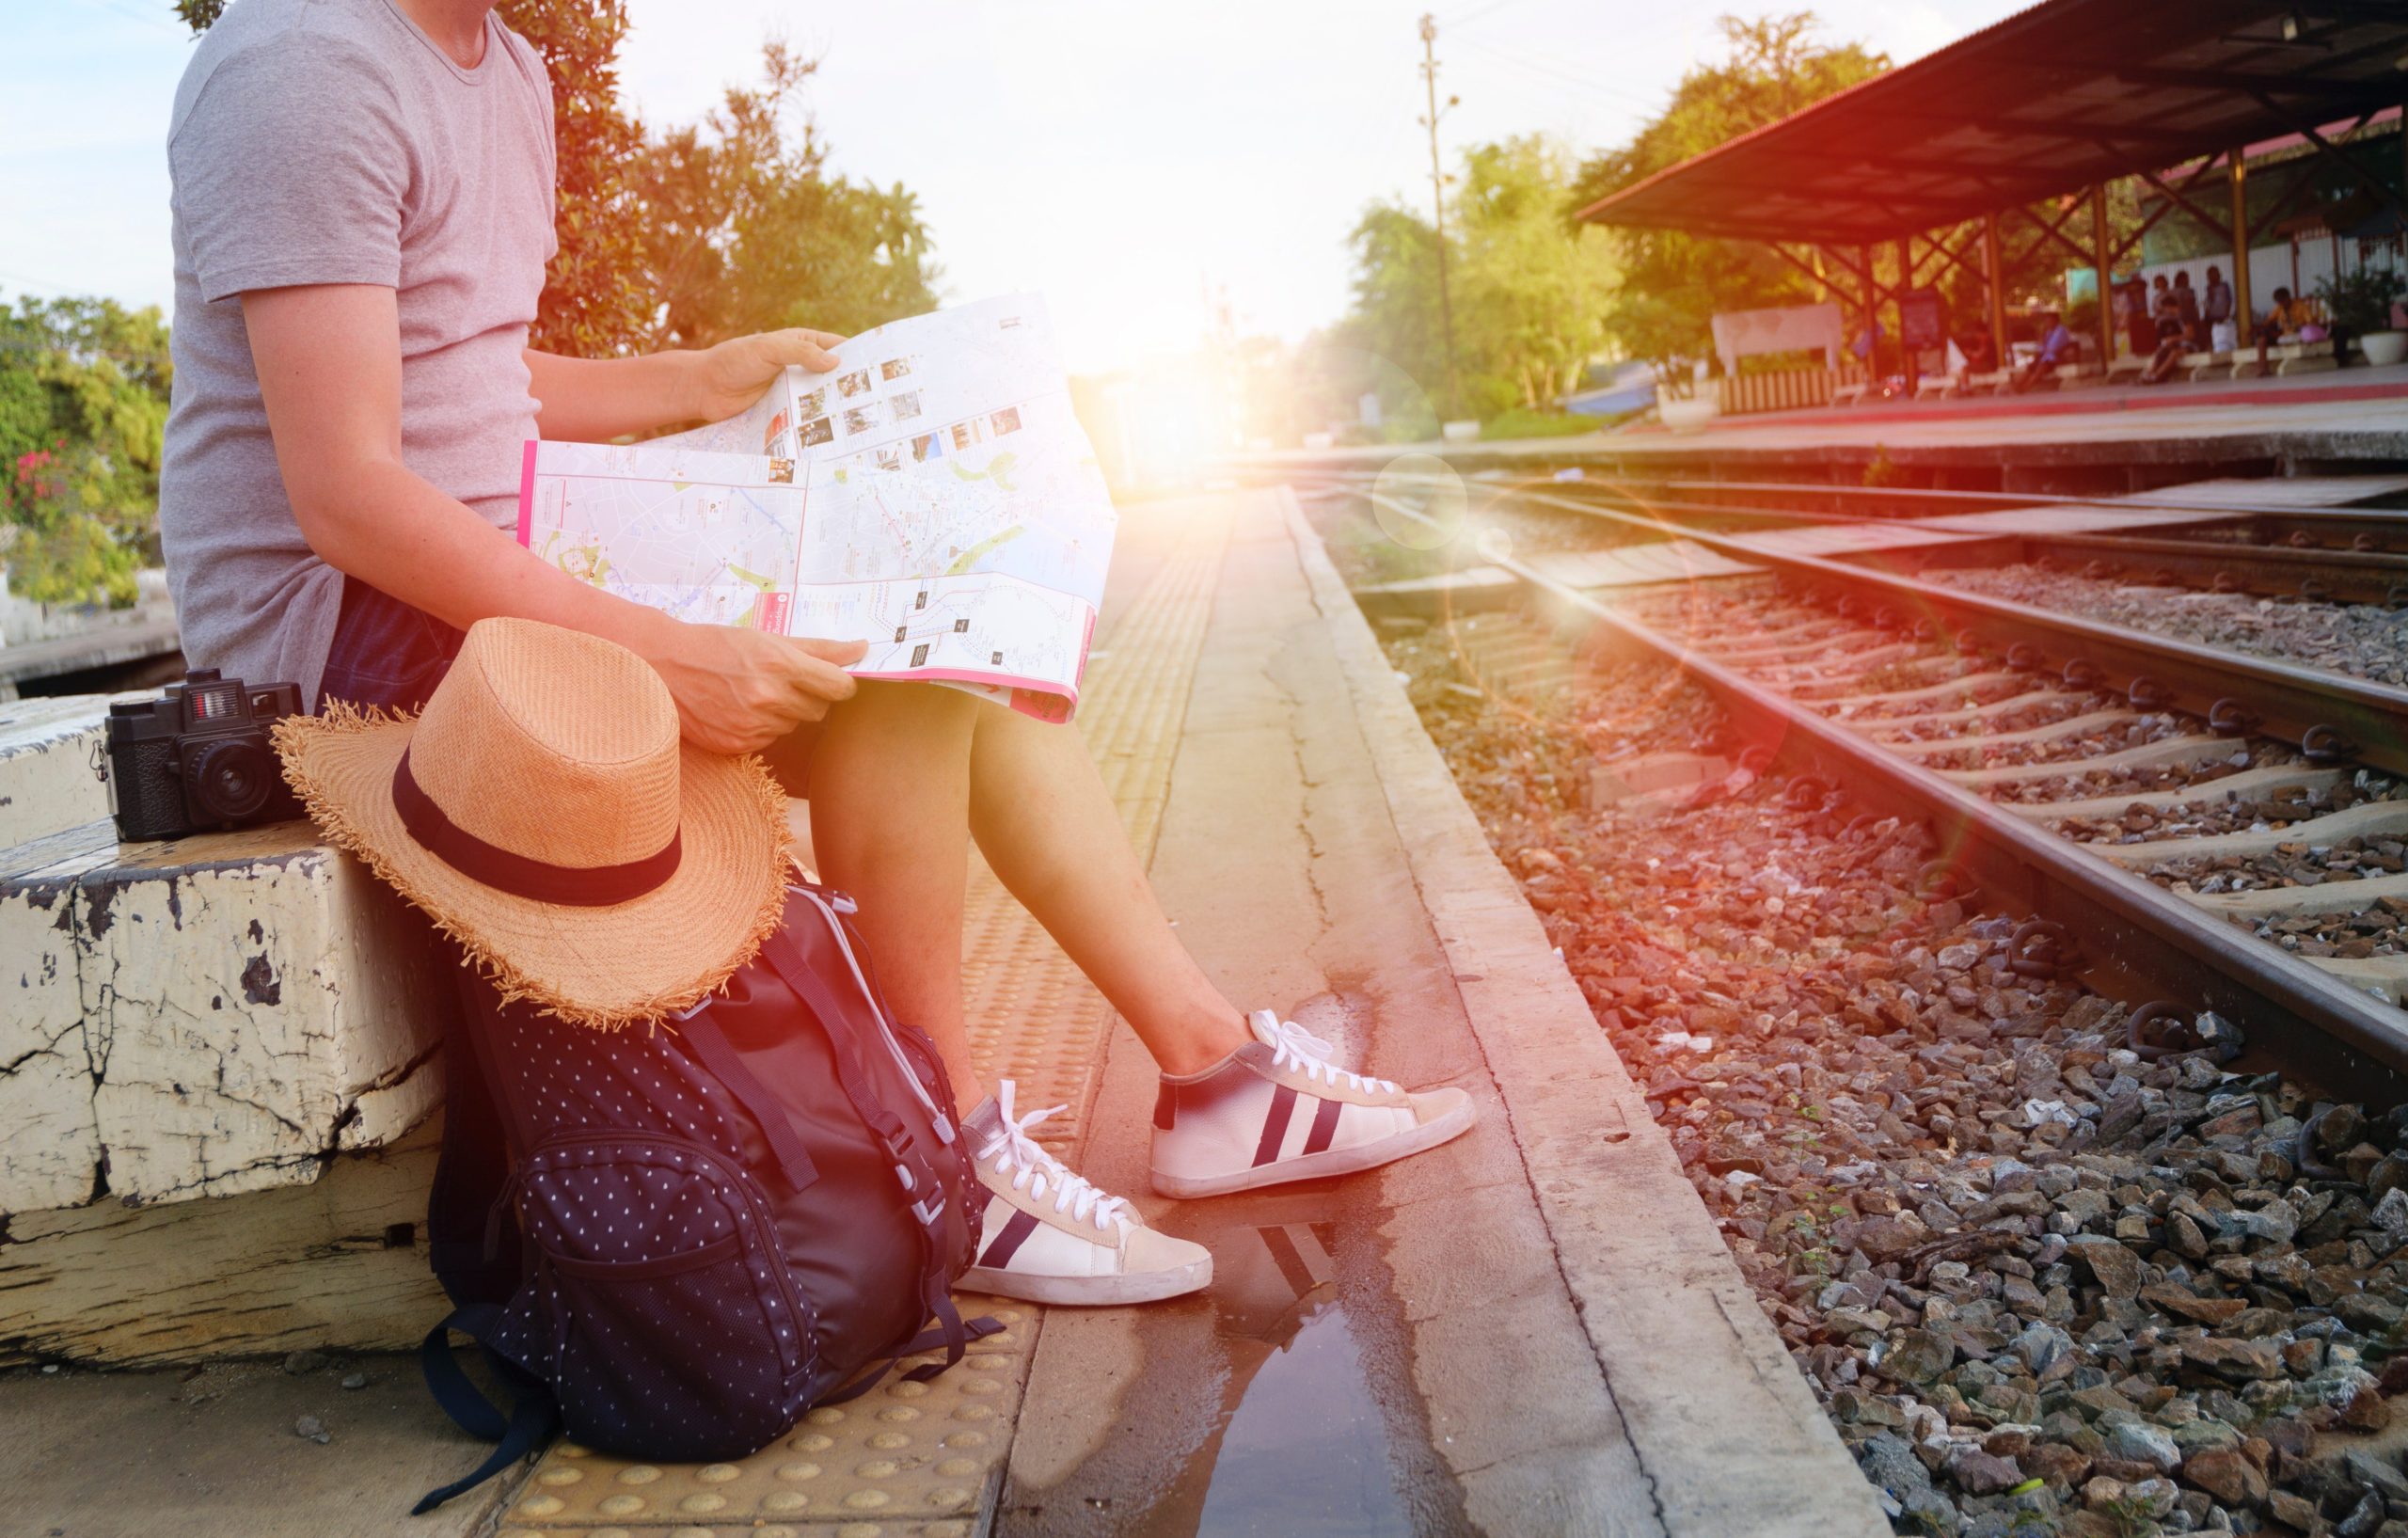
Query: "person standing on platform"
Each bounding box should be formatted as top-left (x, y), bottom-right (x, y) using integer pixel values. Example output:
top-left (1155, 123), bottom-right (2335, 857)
top-left (2202, 266), bottom-right (2235, 353)
top-left (2171, 271), bottom-right (2202, 352)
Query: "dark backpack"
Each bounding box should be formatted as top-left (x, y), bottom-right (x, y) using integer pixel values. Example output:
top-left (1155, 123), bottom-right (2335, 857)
top-left (412, 880), bottom-right (990, 1512)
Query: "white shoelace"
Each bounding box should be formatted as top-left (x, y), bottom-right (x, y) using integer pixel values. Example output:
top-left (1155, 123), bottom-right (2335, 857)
top-left (978, 1080), bottom-right (1133, 1234)
top-left (1258, 1015), bottom-right (1400, 1095)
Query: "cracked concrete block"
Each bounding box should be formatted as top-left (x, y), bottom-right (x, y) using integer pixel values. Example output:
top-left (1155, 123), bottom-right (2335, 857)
top-left (0, 1120), bottom-right (444, 1365)
top-left (0, 827), bottom-right (104, 1213)
top-left (2, 817), bottom-right (452, 1215)
top-left (0, 693), bottom-right (125, 849)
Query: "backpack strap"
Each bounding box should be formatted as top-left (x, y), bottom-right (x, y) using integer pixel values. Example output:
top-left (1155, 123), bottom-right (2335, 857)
top-left (674, 1009), bottom-right (820, 1194)
top-left (758, 926), bottom-right (940, 1210)
top-left (411, 1305), bottom-right (560, 1514)
top-left (816, 1310), bottom-right (1006, 1406)
top-left (758, 921), bottom-right (981, 1382)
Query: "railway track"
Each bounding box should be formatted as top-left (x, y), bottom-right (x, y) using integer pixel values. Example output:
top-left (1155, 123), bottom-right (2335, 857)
top-left (1333, 478), bottom-right (2408, 1105)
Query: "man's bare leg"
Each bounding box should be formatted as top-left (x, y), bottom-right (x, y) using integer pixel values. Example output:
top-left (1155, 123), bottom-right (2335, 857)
top-left (802, 682), bottom-right (1218, 1306)
top-left (802, 681), bottom-right (986, 1106)
top-left (965, 705), bottom-right (1250, 1077)
top-left (802, 683), bottom-right (1244, 1113)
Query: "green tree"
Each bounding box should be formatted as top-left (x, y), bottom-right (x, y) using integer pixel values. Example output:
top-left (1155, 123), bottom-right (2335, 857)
top-left (1327, 135), bottom-right (1613, 427)
top-left (1569, 13), bottom-right (1889, 382)
top-left (1455, 136), bottom-right (1618, 411)
top-left (635, 43), bottom-right (941, 351)
top-left (0, 298), bottom-right (173, 606)
top-left (498, 0), bottom-right (655, 357)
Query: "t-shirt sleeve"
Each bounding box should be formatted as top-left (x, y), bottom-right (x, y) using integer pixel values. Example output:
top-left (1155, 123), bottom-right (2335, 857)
top-left (170, 37), bottom-right (410, 303)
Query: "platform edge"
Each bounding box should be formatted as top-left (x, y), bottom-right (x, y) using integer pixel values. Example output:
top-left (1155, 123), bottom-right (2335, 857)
top-left (1278, 485), bottom-right (1893, 1538)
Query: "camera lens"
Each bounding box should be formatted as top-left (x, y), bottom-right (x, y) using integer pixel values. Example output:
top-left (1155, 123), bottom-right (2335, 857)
top-left (184, 738), bottom-right (276, 824)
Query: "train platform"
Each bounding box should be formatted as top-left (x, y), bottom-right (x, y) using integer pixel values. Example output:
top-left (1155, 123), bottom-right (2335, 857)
top-left (0, 489), bottom-right (1889, 1537)
top-left (1268, 364), bottom-right (2408, 489)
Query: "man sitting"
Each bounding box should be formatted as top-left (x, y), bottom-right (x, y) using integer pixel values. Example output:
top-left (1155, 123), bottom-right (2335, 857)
top-left (2140, 290), bottom-right (2192, 385)
top-left (161, 0), bottom-right (1474, 1308)
top-left (2009, 312), bottom-right (2075, 394)
top-left (2252, 286), bottom-right (2314, 371)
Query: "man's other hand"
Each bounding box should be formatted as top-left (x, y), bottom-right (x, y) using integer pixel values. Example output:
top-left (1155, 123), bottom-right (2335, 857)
top-left (645, 621), bottom-right (867, 753)
top-left (687, 327), bottom-right (848, 423)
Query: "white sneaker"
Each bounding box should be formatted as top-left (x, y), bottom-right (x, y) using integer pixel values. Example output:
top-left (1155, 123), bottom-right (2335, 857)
top-left (1149, 1011), bottom-right (1476, 1199)
top-left (958, 1080), bottom-right (1213, 1306)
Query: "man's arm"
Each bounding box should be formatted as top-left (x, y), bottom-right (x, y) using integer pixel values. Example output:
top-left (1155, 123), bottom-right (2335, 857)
top-left (247, 284), bottom-right (863, 753)
top-left (523, 327), bottom-right (848, 442)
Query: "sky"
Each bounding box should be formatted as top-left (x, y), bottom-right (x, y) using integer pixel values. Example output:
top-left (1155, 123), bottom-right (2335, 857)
top-left (2, 0), bottom-right (2031, 373)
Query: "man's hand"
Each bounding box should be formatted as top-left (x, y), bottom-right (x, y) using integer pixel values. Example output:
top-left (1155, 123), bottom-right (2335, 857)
top-left (641, 620), bottom-right (867, 754)
top-left (686, 327), bottom-right (848, 424)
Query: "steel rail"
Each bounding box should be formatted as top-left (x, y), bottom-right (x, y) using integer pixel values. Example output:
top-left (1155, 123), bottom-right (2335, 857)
top-left (1501, 487), bottom-right (2408, 778)
top-left (1346, 483), bottom-right (2408, 1103)
top-left (1938, 530), bottom-right (2408, 607)
top-left (1314, 465), bottom-right (2408, 555)
top-left (1641, 476), bottom-right (2408, 530)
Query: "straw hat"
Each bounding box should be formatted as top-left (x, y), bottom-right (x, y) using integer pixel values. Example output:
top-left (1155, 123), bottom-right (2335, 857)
top-left (272, 617), bottom-right (791, 1029)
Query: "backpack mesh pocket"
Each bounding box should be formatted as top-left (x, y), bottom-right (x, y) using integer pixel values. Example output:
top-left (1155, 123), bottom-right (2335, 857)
top-left (499, 1133), bottom-right (814, 1461)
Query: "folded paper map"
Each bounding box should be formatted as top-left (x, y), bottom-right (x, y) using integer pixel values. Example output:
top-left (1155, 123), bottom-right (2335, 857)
top-left (515, 294), bottom-right (1117, 721)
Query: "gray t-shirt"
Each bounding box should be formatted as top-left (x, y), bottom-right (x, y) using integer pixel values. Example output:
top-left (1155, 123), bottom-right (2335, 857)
top-left (161, 0), bottom-right (556, 705)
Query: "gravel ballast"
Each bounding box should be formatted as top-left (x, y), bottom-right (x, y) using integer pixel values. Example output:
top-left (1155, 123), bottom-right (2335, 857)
top-left (1377, 610), bottom-right (2408, 1538)
top-left (1936, 566), bottom-right (2408, 689)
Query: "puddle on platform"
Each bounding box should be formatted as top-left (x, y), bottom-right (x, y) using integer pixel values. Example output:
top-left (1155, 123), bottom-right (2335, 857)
top-left (1116, 1208), bottom-right (1422, 1538)
top-left (1192, 1295), bottom-right (1411, 1536)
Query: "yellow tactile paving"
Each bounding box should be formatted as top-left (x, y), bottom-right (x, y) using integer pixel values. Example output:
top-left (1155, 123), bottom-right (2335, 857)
top-left (495, 1299), bottom-right (1032, 1538)
top-left (505, 497), bottom-right (1234, 1533)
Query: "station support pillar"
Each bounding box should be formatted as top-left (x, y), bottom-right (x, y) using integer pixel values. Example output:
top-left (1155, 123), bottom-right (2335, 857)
top-left (2089, 182), bottom-right (2115, 366)
top-left (1982, 213), bottom-right (2008, 367)
top-left (2229, 149), bottom-right (2252, 331)
top-left (1896, 236), bottom-right (1918, 395)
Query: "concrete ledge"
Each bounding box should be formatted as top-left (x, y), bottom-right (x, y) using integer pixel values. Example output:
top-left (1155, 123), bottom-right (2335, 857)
top-left (0, 692), bottom-right (131, 848)
top-left (1282, 489), bottom-right (1890, 1535)
top-left (2, 817), bottom-right (451, 1216)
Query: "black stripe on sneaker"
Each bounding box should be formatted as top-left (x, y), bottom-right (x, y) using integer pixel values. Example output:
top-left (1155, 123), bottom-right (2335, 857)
top-left (1251, 1085), bottom-right (1299, 1166)
top-left (977, 1209), bottom-right (1040, 1270)
top-left (1302, 1094), bottom-right (1343, 1155)
top-left (1154, 1081), bottom-right (1177, 1131)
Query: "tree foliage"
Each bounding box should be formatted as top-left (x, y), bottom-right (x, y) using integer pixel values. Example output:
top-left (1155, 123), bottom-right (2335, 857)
top-left (635, 43), bottom-right (942, 350)
top-left (1568, 13), bottom-right (1889, 382)
top-left (1326, 135), bottom-right (1614, 429)
top-left (497, 0), bottom-right (654, 357)
top-left (0, 299), bottom-right (172, 606)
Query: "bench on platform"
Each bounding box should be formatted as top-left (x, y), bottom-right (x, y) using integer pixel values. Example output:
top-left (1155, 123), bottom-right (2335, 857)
top-left (2052, 360), bottom-right (2107, 389)
top-left (1911, 373), bottom-right (1961, 401)
top-left (1828, 381), bottom-right (1869, 407)
top-left (2233, 340), bottom-right (2342, 379)
top-left (2104, 355), bottom-right (2148, 386)
top-left (1959, 369), bottom-right (2010, 397)
top-left (0, 692), bottom-right (455, 1365)
top-left (2180, 349), bottom-right (2234, 382)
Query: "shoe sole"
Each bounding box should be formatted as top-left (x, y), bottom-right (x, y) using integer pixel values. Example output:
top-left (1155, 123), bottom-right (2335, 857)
top-left (958, 1252), bottom-right (1212, 1307)
top-left (1149, 1096), bottom-right (1477, 1199)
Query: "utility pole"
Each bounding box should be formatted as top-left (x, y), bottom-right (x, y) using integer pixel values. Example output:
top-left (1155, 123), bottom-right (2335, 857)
top-left (1418, 13), bottom-right (1462, 420)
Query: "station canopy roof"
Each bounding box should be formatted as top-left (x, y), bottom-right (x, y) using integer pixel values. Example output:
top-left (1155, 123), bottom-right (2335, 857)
top-left (1576, 0), bottom-right (2408, 249)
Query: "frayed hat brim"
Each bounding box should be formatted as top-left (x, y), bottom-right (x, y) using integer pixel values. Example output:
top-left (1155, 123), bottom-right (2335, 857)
top-left (272, 702), bottom-right (789, 1030)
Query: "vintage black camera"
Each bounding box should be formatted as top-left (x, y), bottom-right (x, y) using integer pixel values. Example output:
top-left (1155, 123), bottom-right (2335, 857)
top-left (103, 669), bottom-right (308, 841)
